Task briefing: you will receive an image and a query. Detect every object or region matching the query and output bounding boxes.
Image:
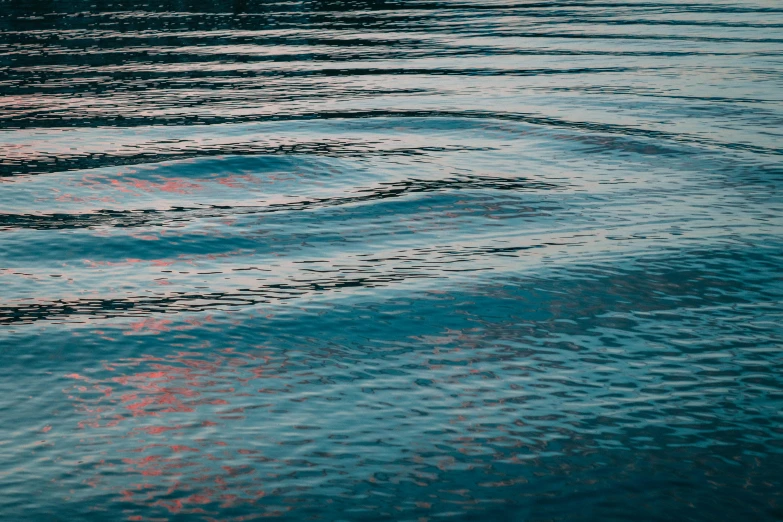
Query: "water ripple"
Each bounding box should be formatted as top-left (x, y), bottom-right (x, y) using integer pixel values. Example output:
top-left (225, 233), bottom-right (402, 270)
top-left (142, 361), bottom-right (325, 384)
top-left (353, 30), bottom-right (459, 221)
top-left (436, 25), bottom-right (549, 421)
top-left (1, 0), bottom-right (782, 520)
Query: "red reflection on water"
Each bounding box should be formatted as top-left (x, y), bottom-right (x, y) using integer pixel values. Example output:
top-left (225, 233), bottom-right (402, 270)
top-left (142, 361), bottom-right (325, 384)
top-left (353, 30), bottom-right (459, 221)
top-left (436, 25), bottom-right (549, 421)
top-left (139, 425), bottom-right (185, 436)
top-left (125, 319), bottom-right (173, 335)
top-left (52, 191), bottom-right (116, 204)
top-left (64, 342), bottom-right (283, 516)
top-left (110, 178), bottom-right (203, 195)
top-left (216, 174), bottom-right (256, 189)
top-left (151, 260), bottom-right (176, 267)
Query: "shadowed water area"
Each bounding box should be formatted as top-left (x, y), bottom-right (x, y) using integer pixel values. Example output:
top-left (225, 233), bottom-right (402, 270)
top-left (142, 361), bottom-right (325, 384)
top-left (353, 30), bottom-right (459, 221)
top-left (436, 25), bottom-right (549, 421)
top-left (1, 0), bottom-right (782, 520)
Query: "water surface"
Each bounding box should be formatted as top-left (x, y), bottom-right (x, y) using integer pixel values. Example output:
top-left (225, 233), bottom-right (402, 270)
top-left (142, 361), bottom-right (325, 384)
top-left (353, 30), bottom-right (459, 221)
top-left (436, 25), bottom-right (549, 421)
top-left (1, 0), bottom-right (782, 520)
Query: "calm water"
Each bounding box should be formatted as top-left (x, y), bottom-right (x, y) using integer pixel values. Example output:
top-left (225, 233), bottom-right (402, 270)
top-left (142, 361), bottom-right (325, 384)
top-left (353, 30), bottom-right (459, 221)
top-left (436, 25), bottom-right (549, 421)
top-left (1, 0), bottom-right (783, 520)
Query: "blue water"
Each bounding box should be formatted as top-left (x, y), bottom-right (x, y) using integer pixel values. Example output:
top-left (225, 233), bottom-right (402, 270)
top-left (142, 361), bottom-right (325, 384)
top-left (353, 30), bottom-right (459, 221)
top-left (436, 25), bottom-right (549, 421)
top-left (1, 0), bottom-right (783, 520)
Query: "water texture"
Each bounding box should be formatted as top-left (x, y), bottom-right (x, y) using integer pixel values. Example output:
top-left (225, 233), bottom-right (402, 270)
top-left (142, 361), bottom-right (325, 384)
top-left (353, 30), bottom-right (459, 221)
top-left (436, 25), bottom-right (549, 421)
top-left (1, 0), bottom-right (782, 520)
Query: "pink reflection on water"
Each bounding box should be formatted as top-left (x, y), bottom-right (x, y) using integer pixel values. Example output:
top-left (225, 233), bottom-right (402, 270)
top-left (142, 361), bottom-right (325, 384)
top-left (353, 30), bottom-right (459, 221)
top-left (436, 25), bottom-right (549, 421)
top-left (63, 341), bottom-right (284, 516)
top-left (125, 319), bottom-right (173, 335)
top-left (110, 178), bottom-right (203, 195)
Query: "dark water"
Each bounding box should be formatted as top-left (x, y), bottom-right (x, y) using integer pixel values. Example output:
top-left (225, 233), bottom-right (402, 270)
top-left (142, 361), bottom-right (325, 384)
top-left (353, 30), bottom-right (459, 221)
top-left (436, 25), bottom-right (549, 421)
top-left (1, 0), bottom-right (783, 520)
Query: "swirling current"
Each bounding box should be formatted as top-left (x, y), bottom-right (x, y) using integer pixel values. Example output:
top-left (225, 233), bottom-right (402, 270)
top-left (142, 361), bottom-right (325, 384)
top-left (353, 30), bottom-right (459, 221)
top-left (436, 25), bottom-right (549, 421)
top-left (1, 0), bottom-right (782, 520)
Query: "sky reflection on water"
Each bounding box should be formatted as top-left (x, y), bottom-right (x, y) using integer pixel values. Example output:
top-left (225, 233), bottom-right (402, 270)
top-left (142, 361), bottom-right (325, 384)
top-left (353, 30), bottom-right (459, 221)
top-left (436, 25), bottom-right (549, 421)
top-left (1, 0), bottom-right (782, 520)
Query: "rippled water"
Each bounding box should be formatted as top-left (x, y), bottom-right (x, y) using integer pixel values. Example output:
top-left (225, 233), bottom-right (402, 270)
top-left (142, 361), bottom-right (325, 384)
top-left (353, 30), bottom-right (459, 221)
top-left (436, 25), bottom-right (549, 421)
top-left (2, 0), bottom-right (783, 520)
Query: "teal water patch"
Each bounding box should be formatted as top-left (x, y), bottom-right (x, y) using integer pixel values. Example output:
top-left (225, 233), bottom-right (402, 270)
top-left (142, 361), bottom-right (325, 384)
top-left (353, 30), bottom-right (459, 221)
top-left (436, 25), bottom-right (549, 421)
top-left (1, 0), bottom-right (782, 520)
